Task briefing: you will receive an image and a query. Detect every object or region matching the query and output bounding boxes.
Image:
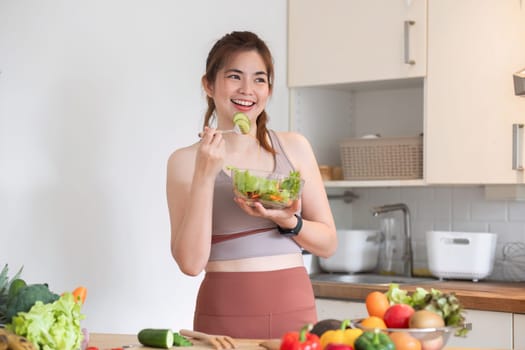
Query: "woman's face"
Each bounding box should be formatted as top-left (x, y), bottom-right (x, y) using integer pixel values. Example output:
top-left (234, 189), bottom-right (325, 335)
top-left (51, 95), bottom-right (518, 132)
top-left (204, 49), bottom-right (271, 126)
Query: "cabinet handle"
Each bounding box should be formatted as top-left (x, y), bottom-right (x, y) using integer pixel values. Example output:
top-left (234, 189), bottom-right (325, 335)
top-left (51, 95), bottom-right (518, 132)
top-left (512, 123), bottom-right (524, 171)
top-left (404, 20), bottom-right (416, 65)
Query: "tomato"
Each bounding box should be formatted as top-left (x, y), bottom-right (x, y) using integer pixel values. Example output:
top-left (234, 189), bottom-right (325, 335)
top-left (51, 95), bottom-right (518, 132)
top-left (389, 332), bottom-right (422, 350)
top-left (383, 304), bottom-right (415, 328)
top-left (360, 316), bottom-right (387, 329)
top-left (365, 291), bottom-right (390, 319)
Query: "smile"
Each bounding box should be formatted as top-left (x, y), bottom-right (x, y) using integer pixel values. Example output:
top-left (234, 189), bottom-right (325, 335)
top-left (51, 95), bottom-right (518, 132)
top-left (232, 99), bottom-right (255, 107)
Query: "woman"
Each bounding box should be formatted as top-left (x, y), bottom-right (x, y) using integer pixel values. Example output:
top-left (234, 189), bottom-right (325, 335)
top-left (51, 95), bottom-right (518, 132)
top-left (166, 31), bottom-right (337, 339)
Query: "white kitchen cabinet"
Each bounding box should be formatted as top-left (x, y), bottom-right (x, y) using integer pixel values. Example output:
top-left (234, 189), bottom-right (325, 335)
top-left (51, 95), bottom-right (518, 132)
top-left (289, 0), bottom-right (525, 187)
top-left (288, 0), bottom-right (426, 87)
top-left (515, 313), bottom-right (525, 350)
top-left (446, 309), bottom-right (513, 349)
top-left (315, 298), bottom-right (367, 321)
top-left (425, 0), bottom-right (525, 184)
top-left (315, 298), bottom-right (514, 349)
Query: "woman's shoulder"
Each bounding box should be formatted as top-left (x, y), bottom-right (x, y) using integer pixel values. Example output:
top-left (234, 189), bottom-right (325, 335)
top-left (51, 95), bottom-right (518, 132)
top-left (168, 142), bottom-right (198, 160)
top-left (272, 130), bottom-right (311, 150)
top-left (167, 143), bottom-right (198, 176)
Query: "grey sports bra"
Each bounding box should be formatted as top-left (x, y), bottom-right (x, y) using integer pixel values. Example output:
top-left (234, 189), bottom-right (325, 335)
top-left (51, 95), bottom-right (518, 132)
top-left (208, 130), bottom-right (302, 261)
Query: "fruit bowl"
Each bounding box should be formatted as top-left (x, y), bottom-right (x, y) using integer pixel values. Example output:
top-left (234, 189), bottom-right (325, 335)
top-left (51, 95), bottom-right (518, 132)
top-left (350, 318), bottom-right (470, 350)
top-left (230, 168), bottom-right (304, 209)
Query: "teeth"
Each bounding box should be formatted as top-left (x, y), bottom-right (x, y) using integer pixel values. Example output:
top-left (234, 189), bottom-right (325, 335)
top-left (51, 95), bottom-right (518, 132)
top-left (232, 99), bottom-right (254, 107)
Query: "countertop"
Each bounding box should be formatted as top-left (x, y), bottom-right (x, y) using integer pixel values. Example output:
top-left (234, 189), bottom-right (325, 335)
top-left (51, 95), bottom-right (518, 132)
top-left (310, 276), bottom-right (525, 314)
top-left (88, 333), bottom-right (502, 350)
top-left (88, 333), bottom-right (270, 350)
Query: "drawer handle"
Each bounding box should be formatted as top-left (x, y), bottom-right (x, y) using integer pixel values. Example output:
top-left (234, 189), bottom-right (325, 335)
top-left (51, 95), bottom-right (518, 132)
top-left (404, 20), bottom-right (416, 65)
top-left (512, 123), bottom-right (524, 171)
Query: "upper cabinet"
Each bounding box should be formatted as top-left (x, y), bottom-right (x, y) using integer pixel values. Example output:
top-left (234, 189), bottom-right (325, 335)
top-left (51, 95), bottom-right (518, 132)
top-left (425, 0), bottom-right (525, 184)
top-left (288, 0), bottom-right (427, 87)
top-left (288, 0), bottom-right (525, 186)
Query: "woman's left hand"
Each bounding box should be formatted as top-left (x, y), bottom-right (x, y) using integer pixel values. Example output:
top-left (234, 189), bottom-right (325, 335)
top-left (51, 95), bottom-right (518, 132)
top-left (233, 197), bottom-right (301, 228)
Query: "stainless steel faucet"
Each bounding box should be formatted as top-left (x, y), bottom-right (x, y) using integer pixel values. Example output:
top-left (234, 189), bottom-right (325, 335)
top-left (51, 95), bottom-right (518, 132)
top-left (372, 203), bottom-right (413, 277)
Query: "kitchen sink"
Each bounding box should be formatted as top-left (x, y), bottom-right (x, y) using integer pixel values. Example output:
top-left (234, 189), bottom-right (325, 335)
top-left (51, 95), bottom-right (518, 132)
top-left (309, 273), bottom-right (438, 285)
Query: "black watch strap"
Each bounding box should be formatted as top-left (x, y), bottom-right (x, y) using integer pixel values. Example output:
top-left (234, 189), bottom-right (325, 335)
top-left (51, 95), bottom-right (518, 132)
top-left (277, 214), bottom-right (303, 237)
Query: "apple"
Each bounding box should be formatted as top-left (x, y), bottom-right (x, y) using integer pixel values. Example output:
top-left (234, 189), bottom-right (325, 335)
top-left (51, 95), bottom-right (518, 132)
top-left (383, 304), bottom-right (415, 328)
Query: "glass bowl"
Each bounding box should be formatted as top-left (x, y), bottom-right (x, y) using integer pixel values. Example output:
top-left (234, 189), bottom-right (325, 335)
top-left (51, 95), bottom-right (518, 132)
top-left (230, 168), bottom-right (304, 209)
top-left (350, 318), bottom-right (468, 350)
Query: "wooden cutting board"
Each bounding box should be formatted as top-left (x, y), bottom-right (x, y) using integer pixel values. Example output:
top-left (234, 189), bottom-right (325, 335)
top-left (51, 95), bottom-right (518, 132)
top-left (88, 333), bottom-right (280, 350)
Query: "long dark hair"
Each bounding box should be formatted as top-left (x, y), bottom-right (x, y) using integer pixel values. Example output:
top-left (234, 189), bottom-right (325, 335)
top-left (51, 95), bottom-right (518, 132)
top-left (202, 31), bottom-right (275, 154)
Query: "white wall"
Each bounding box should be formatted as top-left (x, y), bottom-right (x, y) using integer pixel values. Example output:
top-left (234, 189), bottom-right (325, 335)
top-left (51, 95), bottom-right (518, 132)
top-left (0, 0), bottom-right (289, 333)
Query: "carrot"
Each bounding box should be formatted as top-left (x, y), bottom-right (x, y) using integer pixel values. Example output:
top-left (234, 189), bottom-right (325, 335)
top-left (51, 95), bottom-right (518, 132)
top-left (269, 194), bottom-right (282, 201)
top-left (72, 286), bottom-right (87, 304)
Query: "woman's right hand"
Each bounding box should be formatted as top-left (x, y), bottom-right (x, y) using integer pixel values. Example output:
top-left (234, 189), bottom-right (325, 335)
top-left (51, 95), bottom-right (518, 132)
top-left (194, 126), bottom-right (226, 178)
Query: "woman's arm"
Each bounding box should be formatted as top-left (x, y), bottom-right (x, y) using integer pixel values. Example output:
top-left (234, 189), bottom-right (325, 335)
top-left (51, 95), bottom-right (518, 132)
top-left (278, 132), bottom-right (337, 258)
top-left (233, 131), bottom-right (337, 258)
top-left (166, 129), bottom-right (225, 276)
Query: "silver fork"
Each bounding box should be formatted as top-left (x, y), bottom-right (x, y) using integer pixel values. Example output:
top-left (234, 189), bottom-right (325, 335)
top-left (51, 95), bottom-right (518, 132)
top-left (198, 124), bottom-right (241, 138)
top-left (179, 329), bottom-right (237, 350)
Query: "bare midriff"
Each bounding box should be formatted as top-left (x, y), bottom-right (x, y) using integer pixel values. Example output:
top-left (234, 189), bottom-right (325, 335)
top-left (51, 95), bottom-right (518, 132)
top-left (205, 252), bottom-right (304, 272)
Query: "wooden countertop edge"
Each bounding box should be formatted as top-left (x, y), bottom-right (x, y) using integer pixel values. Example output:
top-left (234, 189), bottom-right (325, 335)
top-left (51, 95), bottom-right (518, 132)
top-left (89, 333), bottom-right (501, 350)
top-left (311, 280), bottom-right (525, 314)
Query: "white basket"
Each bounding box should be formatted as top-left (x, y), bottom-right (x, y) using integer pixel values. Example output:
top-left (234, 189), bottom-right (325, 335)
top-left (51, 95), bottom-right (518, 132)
top-left (426, 231), bottom-right (497, 282)
top-left (320, 230), bottom-right (381, 273)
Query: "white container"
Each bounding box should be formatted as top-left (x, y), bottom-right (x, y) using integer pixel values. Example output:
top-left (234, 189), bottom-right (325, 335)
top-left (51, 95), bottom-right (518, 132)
top-left (319, 230), bottom-right (381, 273)
top-left (426, 231), bottom-right (497, 282)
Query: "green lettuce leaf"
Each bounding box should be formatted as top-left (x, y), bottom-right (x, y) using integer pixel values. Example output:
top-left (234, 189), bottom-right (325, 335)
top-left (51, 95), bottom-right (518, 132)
top-left (7, 292), bottom-right (85, 350)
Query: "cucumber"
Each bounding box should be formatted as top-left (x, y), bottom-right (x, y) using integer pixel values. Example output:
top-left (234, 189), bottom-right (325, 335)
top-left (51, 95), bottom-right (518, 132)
top-left (173, 332), bottom-right (193, 347)
top-left (138, 328), bottom-right (174, 348)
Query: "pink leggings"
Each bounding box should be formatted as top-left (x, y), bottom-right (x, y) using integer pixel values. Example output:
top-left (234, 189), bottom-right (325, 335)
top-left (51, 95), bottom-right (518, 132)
top-left (194, 266), bottom-right (317, 339)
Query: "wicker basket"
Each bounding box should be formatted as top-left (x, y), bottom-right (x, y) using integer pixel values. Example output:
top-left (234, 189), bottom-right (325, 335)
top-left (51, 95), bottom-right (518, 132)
top-left (340, 136), bottom-right (423, 180)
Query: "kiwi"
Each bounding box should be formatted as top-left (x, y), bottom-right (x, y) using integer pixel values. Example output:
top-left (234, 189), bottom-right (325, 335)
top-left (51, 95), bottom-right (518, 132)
top-left (409, 310), bottom-right (445, 329)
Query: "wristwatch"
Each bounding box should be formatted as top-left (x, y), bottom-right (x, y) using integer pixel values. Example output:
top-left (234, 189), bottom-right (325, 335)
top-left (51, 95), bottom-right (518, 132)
top-left (277, 214), bottom-right (303, 237)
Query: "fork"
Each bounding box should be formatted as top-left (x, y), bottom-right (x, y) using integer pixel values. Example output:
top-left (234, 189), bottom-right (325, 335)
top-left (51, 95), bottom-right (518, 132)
top-left (198, 124), bottom-right (242, 138)
top-left (179, 329), bottom-right (237, 350)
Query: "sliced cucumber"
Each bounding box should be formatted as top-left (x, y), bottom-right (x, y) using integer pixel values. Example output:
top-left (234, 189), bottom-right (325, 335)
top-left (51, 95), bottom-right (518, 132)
top-left (138, 328), bottom-right (174, 348)
top-left (173, 332), bottom-right (193, 347)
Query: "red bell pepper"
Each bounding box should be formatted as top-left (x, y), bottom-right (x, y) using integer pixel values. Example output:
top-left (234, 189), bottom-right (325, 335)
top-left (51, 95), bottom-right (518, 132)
top-left (280, 324), bottom-right (321, 350)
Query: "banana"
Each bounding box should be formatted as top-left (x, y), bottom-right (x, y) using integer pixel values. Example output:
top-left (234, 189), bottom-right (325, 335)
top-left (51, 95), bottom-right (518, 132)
top-left (0, 328), bottom-right (9, 350)
top-left (0, 332), bottom-right (8, 350)
top-left (0, 328), bottom-right (36, 350)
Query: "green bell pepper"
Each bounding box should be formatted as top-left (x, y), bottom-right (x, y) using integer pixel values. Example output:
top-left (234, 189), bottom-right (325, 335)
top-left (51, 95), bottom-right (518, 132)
top-left (354, 331), bottom-right (394, 350)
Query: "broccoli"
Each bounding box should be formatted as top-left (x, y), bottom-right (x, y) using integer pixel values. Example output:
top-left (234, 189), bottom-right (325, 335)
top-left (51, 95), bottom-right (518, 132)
top-left (6, 283), bottom-right (59, 321)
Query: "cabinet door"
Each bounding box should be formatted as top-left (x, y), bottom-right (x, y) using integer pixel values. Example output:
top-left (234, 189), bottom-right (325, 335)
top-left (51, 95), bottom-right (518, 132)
top-left (425, 0), bottom-right (525, 184)
top-left (515, 313), bottom-right (525, 350)
top-left (447, 309), bottom-right (512, 349)
top-left (288, 0), bottom-right (427, 87)
top-left (315, 298), bottom-right (367, 320)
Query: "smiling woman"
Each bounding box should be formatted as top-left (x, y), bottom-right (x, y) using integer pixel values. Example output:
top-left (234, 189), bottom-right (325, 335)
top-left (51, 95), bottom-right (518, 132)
top-left (166, 31), bottom-right (337, 338)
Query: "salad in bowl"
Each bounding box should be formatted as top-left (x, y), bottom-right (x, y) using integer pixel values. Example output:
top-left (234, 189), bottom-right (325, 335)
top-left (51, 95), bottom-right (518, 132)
top-left (229, 167), bottom-right (304, 209)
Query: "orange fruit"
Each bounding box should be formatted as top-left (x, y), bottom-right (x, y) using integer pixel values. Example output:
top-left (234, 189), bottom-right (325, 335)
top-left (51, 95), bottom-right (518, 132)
top-left (360, 316), bottom-right (387, 329)
top-left (389, 332), bottom-right (422, 350)
top-left (365, 291), bottom-right (390, 319)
